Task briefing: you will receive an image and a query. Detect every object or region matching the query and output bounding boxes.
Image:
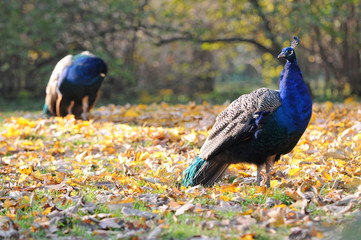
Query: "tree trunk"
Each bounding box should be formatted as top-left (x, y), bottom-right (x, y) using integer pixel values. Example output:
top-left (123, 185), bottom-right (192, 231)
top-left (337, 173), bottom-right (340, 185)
top-left (346, 5), bottom-right (361, 95)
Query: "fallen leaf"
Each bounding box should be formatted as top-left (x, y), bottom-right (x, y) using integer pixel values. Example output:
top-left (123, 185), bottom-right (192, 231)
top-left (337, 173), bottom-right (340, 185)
top-left (175, 203), bottom-right (195, 216)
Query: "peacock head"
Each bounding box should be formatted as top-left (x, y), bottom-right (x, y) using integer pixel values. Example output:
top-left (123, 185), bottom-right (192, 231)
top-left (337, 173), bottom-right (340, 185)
top-left (278, 36), bottom-right (300, 62)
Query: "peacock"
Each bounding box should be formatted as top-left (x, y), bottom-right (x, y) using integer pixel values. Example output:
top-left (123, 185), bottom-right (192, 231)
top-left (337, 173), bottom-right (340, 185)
top-left (43, 51), bottom-right (107, 120)
top-left (182, 36), bottom-right (312, 188)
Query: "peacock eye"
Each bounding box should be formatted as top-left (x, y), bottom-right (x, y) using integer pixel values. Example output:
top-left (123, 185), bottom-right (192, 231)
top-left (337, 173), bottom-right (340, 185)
top-left (288, 50), bottom-right (294, 55)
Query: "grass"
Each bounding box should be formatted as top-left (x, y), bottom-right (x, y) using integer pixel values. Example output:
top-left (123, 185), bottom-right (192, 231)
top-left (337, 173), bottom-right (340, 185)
top-left (271, 188), bottom-right (294, 206)
top-left (160, 212), bottom-right (224, 239)
top-left (307, 203), bottom-right (327, 218)
top-left (250, 225), bottom-right (290, 240)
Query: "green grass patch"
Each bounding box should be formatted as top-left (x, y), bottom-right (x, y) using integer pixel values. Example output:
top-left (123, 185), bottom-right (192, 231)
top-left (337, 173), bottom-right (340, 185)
top-left (307, 203), bottom-right (327, 217)
top-left (271, 188), bottom-right (294, 206)
top-left (160, 212), bottom-right (223, 239)
top-left (250, 224), bottom-right (290, 240)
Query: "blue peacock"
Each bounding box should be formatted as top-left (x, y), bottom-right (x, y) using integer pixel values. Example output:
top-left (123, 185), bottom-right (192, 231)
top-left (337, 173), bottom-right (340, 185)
top-left (182, 36), bottom-right (312, 188)
top-left (43, 51), bottom-right (107, 120)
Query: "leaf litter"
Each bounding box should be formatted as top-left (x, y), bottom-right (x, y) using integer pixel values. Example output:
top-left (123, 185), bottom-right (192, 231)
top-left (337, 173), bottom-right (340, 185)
top-left (0, 99), bottom-right (361, 239)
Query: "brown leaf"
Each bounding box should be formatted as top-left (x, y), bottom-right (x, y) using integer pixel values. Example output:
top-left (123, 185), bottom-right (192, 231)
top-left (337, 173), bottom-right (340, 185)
top-left (98, 218), bottom-right (123, 229)
top-left (0, 216), bottom-right (19, 238)
top-left (121, 207), bottom-right (157, 219)
top-left (267, 207), bottom-right (285, 226)
top-left (175, 203), bottom-right (195, 216)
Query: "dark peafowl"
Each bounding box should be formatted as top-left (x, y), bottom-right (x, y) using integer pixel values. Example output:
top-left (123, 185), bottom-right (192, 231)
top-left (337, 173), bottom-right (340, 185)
top-left (182, 36), bottom-right (312, 188)
top-left (43, 51), bottom-right (107, 120)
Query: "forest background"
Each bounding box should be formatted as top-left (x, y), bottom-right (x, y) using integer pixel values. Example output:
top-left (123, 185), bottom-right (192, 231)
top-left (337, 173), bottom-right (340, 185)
top-left (0, 0), bottom-right (360, 109)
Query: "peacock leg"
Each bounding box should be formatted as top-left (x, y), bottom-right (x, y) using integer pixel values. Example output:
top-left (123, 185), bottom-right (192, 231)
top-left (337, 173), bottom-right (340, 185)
top-left (81, 96), bottom-right (89, 120)
top-left (67, 101), bottom-right (74, 115)
top-left (256, 165), bottom-right (263, 186)
top-left (265, 155), bottom-right (275, 188)
top-left (88, 91), bottom-right (99, 112)
top-left (56, 93), bottom-right (63, 117)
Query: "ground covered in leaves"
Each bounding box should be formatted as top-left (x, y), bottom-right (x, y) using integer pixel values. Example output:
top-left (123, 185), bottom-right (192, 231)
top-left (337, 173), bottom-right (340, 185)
top-left (1, 100), bottom-right (361, 239)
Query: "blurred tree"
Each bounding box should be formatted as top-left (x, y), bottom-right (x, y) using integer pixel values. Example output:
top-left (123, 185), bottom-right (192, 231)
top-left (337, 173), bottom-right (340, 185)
top-left (0, 0), bottom-right (360, 103)
top-left (291, 0), bottom-right (361, 96)
top-left (148, 0), bottom-right (361, 96)
top-left (0, 0), bottom-right (147, 100)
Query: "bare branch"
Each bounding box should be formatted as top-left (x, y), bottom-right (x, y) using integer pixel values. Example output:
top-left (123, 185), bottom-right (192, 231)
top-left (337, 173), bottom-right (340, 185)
top-left (249, 0), bottom-right (282, 52)
top-left (156, 36), bottom-right (280, 58)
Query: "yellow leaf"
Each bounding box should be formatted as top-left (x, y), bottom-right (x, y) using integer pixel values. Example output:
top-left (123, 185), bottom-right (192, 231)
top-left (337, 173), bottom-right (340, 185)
top-left (285, 189), bottom-right (302, 201)
top-left (242, 209), bottom-right (253, 215)
top-left (270, 180), bottom-right (280, 188)
top-left (21, 140), bottom-right (34, 146)
top-left (316, 231), bottom-right (324, 238)
top-left (221, 183), bottom-right (240, 193)
top-left (273, 204), bottom-right (287, 208)
top-left (6, 212), bottom-right (16, 220)
top-left (219, 195), bottom-right (230, 202)
top-left (119, 197), bottom-right (134, 204)
top-left (4, 126), bottom-right (21, 138)
top-left (73, 169), bottom-right (83, 175)
top-left (288, 167), bottom-right (300, 176)
top-left (124, 110), bottom-right (139, 117)
top-left (323, 172), bottom-right (332, 181)
top-left (183, 131), bottom-right (197, 142)
top-left (19, 174), bottom-right (28, 182)
top-left (239, 233), bottom-right (255, 240)
top-left (3, 199), bottom-right (16, 208)
top-left (161, 102), bottom-right (169, 108)
top-left (353, 133), bottom-right (361, 142)
top-left (32, 170), bottom-right (45, 181)
top-left (16, 117), bottom-right (36, 127)
top-left (344, 97), bottom-right (355, 104)
top-left (255, 186), bottom-right (267, 193)
top-left (19, 165), bottom-right (33, 175)
top-left (42, 207), bottom-right (52, 216)
top-left (153, 151), bottom-right (165, 159)
top-left (168, 128), bottom-right (182, 141)
top-left (138, 152), bottom-right (150, 162)
top-left (325, 101), bottom-right (334, 113)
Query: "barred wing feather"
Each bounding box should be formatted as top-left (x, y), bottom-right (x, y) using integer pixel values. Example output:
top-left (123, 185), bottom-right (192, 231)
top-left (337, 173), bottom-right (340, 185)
top-left (200, 88), bottom-right (282, 160)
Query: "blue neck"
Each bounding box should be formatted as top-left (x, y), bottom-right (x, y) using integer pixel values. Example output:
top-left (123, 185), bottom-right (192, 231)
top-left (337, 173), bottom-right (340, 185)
top-left (276, 60), bottom-right (312, 132)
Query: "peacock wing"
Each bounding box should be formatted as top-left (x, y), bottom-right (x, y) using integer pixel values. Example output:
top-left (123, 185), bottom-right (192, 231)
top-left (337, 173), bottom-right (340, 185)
top-left (45, 55), bottom-right (73, 114)
top-left (199, 88), bottom-right (282, 160)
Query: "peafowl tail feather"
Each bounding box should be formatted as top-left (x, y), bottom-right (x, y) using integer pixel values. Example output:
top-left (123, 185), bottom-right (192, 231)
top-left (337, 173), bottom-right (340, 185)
top-left (43, 104), bottom-right (51, 117)
top-left (182, 155), bottom-right (230, 187)
top-left (182, 156), bottom-right (206, 187)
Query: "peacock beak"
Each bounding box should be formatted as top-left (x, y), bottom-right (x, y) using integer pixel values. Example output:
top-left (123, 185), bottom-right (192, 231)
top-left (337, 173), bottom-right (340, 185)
top-left (100, 73), bottom-right (106, 77)
top-left (278, 52), bottom-right (286, 58)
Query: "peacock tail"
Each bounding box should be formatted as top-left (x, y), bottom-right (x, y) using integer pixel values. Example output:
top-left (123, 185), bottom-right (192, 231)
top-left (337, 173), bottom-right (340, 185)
top-left (182, 155), bottom-right (230, 187)
top-left (182, 156), bottom-right (205, 187)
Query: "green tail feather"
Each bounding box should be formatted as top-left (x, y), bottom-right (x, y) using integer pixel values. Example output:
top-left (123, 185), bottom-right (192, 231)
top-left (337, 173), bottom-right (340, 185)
top-left (43, 104), bottom-right (51, 117)
top-left (182, 155), bottom-right (207, 187)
